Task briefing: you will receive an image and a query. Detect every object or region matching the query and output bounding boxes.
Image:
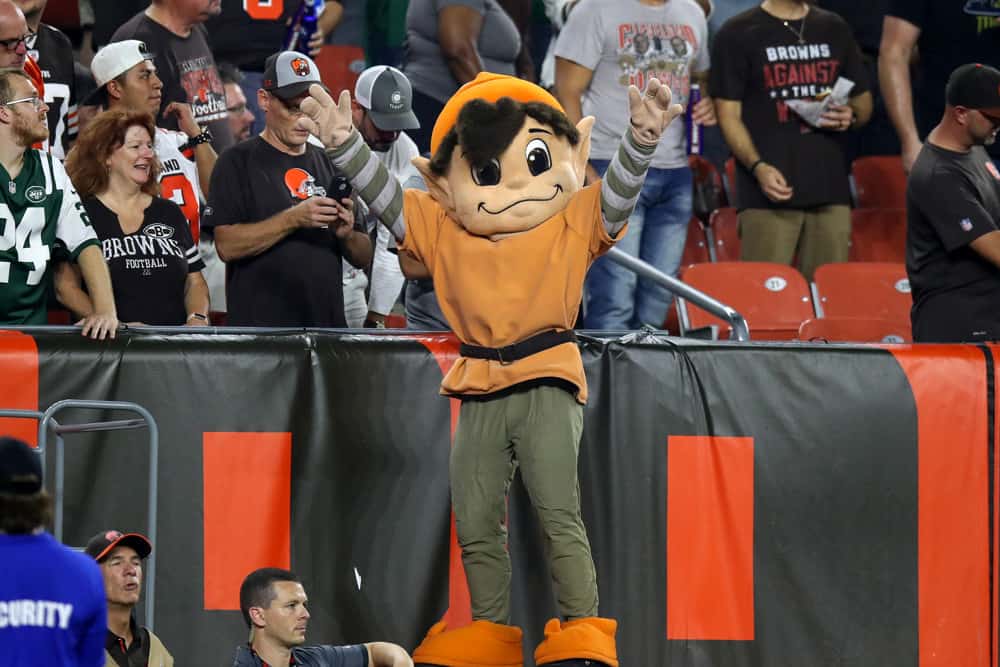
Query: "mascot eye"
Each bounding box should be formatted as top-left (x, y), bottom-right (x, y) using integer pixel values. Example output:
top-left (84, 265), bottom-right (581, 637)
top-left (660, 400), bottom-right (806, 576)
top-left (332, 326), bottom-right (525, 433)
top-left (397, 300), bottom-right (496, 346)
top-left (525, 138), bottom-right (552, 176)
top-left (471, 159), bottom-right (502, 186)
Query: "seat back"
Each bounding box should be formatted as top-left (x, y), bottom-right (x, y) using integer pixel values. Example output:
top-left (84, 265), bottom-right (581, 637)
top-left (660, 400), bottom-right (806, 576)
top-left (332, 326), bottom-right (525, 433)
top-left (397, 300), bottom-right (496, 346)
top-left (723, 157), bottom-right (738, 208)
top-left (680, 217), bottom-right (711, 268)
top-left (849, 208), bottom-right (907, 262)
top-left (798, 317), bottom-right (911, 343)
top-left (812, 262), bottom-right (911, 321)
top-left (679, 262), bottom-right (813, 339)
top-left (708, 207), bottom-right (741, 262)
top-left (689, 155), bottom-right (727, 222)
top-left (851, 156), bottom-right (907, 208)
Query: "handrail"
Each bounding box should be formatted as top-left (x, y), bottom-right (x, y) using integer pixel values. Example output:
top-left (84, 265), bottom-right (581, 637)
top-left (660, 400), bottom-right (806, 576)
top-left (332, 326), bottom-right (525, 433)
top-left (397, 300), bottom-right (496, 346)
top-left (38, 400), bottom-right (159, 631)
top-left (605, 247), bottom-right (751, 341)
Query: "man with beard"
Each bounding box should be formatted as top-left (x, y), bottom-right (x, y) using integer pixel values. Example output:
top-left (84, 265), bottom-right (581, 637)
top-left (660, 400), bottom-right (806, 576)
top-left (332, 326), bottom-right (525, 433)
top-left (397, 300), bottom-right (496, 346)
top-left (347, 65), bottom-right (422, 328)
top-left (112, 0), bottom-right (234, 152)
top-left (14, 0), bottom-right (77, 158)
top-left (0, 68), bottom-right (118, 338)
top-left (906, 63), bottom-right (1000, 342)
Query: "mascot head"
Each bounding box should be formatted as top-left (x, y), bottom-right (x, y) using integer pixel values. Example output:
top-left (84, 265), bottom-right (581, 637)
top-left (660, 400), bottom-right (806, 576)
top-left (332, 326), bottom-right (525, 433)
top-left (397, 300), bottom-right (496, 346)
top-left (413, 73), bottom-right (594, 238)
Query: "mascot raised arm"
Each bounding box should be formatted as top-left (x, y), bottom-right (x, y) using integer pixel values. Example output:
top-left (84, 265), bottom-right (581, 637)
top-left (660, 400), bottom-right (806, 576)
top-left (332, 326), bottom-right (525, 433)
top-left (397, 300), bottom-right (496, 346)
top-left (302, 72), bottom-right (682, 667)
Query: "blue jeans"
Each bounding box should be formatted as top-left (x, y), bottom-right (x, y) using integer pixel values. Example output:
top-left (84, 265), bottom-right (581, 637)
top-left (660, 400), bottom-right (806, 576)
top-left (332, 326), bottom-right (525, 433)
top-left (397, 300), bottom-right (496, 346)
top-left (583, 161), bottom-right (692, 329)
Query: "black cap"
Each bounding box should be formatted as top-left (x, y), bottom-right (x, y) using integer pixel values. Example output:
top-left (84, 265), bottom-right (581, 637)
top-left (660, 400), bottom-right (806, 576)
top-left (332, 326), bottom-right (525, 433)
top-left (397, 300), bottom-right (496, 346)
top-left (946, 63), bottom-right (1000, 116)
top-left (84, 530), bottom-right (152, 562)
top-left (0, 436), bottom-right (42, 495)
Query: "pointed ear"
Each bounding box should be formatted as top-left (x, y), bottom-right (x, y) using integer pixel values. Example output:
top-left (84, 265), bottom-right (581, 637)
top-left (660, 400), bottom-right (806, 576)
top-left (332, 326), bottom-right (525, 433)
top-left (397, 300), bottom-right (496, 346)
top-left (573, 116), bottom-right (595, 185)
top-left (412, 156), bottom-right (453, 210)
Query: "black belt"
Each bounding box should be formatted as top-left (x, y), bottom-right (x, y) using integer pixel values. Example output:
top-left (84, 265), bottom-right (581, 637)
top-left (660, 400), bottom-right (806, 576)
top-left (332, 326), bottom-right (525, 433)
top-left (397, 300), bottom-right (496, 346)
top-left (460, 330), bottom-right (577, 364)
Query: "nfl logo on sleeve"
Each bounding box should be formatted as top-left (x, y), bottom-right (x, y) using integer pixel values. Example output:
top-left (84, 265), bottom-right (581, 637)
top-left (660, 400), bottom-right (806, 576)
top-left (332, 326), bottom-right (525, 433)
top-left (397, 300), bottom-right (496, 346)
top-left (960, 218), bottom-right (974, 232)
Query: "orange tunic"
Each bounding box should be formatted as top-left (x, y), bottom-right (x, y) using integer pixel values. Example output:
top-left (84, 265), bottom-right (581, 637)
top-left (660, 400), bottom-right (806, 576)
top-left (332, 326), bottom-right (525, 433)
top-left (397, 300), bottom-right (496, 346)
top-left (399, 182), bottom-right (620, 404)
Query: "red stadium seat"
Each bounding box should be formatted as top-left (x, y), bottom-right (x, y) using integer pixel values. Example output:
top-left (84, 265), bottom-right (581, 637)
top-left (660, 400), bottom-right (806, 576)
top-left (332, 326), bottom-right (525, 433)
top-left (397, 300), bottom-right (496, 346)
top-left (811, 262), bottom-right (911, 322)
top-left (41, 3), bottom-right (81, 31)
top-left (680, 217), bottom-right (710, 268)
top-left (798, 317), bottom-right (911, 343)
top-left (678, 262), bottom-right (813, 340)
top-left (851, 156), bottom-right (907, 209)
top-left (708, 206), bottom-right (741, 262)
top-left (689, 155), bottom-right (727, 221)
top-left (314, 46), bottom-right (366, 104)
top-left (724, 156), bottom-right (737, 207)
top-left (209, 311), bottom-right (227, 326)
top-left (849, 208), bottom-right (907, 262)
top-left (385, 314), bottom-right (407, 329)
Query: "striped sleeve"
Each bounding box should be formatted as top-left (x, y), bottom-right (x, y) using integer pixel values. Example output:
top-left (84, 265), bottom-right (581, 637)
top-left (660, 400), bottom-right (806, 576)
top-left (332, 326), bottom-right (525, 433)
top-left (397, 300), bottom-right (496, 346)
top-left (326, 130), bottom-right (407, 243)
top-left (600, 129), bottom-right (657, 236)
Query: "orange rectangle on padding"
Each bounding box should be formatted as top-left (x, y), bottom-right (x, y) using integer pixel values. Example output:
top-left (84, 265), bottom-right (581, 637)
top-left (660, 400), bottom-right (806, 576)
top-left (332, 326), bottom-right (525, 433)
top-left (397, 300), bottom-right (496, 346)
top-left (0, 331), bottom-right (38, 445)
top-left (203, 432), bottom-right (291, 610)
top-left (667, 436), bottom-right (754, 640)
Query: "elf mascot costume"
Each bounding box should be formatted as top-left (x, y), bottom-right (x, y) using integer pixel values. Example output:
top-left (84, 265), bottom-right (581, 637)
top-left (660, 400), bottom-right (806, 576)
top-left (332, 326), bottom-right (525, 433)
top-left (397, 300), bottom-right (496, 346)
top-left (302, 72), bottom-right (682, 667)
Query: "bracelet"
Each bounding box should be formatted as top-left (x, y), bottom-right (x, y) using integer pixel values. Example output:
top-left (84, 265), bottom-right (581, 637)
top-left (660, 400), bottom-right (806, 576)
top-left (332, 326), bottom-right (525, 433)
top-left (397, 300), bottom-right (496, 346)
top-left (184, 129), bottom-right (212, 148)
top-left (749, 159), bottom-right (765, 175)
top-left (187, 312), bottom-right (208, 322)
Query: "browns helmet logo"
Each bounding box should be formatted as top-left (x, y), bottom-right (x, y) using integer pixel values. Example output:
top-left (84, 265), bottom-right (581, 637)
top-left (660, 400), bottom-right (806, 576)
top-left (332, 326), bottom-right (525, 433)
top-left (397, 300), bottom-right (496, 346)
top-left (284, 168), bottom-right (325, 200)
top-left (290, 58), bottom-right (311, 78)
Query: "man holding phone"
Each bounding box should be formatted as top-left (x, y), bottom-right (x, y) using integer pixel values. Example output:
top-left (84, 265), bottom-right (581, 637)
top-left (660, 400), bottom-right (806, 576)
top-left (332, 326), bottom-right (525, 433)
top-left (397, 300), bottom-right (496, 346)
top-left (203, 50), bottom-right (372, 327)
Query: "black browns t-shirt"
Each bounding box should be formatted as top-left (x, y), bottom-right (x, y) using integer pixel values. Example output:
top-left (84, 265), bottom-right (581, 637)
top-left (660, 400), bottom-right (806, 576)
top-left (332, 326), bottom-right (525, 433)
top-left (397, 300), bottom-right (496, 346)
top-left (85, 196), bottom-right (205, 326)
top-left (203, 137), bottom-right (351, 328)
top-left (710, 6), bottom-right (869, 210)
top-left (206, 0), bottom-right (300, 72)
top-left (906, 143), bottom-right (1000, 342)
top-left (112, 14), bottom-right (234, 153)
top-left (888, 0), bottom-right (1000, 158)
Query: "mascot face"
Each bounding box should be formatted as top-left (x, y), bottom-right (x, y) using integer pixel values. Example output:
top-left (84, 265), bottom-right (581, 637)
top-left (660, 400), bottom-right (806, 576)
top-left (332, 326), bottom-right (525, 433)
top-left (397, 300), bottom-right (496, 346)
top-left (413, 73), bottom-right (593, 239)
top-left (442, 116), bottom-right (587, 237)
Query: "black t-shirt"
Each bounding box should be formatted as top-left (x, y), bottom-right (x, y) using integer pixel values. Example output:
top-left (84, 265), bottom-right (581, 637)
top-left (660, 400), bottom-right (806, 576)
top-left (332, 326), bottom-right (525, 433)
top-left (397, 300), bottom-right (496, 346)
top-left (906, 143), bottom-right (1000, 342)
top-left (710, 6), bottom-right (869, 210)
top-left (85, 195), bottom-right (204, 326)
top-left (203, 137), bottom-right (351, 328)
top-left (816, 0), bottom-right (888, 54)
top-left (105, 618), bottom-right (149, 667)
top-left (27, 24), bottom-right (76, 158)
top-left (206, 0), bottom-right (300, 72)
top-left (888, 0), bottom-right (1000, 157)
top-left (112, 14), bottom-right (234, 153)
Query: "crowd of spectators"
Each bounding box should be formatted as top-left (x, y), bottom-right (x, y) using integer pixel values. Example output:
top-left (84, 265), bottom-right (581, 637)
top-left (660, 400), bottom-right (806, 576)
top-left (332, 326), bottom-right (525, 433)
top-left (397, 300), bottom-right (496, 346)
top-left (0, 0), bottom-right (992, 339)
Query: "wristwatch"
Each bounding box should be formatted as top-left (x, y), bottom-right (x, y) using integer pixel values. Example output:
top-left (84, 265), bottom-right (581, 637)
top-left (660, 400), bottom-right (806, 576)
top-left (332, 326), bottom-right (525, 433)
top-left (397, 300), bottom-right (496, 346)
top-left (185, 128), bottom-right (213, 148)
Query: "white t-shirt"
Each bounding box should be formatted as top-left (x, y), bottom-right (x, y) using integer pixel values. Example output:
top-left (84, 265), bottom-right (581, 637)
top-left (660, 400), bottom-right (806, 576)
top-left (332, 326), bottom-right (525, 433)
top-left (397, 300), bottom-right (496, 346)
top-left (555, 0), bottom-right (709, 168)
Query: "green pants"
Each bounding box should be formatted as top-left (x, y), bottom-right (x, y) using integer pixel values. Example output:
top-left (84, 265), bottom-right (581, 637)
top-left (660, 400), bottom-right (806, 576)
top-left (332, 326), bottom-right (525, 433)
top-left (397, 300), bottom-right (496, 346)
top-left (451, 385), bottom-right (598, 624)
top-left (739, 205), bottom-right (851, 281)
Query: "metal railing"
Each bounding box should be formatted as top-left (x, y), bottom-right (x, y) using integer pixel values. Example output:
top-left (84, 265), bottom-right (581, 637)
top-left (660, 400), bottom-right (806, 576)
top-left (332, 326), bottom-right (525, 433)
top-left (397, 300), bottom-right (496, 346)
top-left (0, 400), bottom-right (159, 630)
top-left (606, 247), bottom-right (751, 341)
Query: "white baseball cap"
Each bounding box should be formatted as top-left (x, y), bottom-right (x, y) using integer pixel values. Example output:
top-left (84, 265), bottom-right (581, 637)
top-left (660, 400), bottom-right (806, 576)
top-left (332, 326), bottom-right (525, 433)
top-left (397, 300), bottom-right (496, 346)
top-left (90, 40), bottom-right (154, 88)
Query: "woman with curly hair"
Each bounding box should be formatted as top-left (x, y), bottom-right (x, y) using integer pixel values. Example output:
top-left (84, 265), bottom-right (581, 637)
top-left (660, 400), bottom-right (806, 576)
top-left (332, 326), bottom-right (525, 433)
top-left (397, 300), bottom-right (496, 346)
top-left (61, 109), bottom-right (210, 326)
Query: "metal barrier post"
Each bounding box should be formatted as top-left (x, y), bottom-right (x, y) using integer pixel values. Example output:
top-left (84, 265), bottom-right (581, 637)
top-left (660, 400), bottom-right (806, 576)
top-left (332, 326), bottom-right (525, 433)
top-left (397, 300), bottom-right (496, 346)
top-left (606, 247), bottom-right (751, 341)
top-left (38, 400), bottom-right (159, 630)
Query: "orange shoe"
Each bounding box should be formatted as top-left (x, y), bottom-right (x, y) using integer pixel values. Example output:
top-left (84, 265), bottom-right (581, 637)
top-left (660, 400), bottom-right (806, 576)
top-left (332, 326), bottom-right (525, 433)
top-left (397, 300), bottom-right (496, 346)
top-left (413, 619), bottom-right (524, 667)
top-left (533, 617), bottom-right (619, 667)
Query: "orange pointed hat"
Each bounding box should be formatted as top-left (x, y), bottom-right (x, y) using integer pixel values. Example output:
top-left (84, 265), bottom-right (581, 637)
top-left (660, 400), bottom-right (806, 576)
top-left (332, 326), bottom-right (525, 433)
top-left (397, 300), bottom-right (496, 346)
top-left (429, 72), bottom-right (566, 155)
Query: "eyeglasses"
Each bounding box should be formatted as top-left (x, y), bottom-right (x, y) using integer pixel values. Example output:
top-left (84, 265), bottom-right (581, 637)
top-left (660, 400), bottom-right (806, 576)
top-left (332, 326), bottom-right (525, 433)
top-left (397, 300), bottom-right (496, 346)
top-left (978, 109), bottom-right (1000, 128)
top-left (3, 95), bottom-right (43, 110)
top-left (0, 31), bottom-right (35, 51)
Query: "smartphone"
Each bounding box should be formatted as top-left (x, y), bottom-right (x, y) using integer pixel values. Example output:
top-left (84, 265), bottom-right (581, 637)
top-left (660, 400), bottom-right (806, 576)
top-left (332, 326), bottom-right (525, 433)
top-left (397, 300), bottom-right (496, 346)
top-left (329, 174), bottom-right (352, 201)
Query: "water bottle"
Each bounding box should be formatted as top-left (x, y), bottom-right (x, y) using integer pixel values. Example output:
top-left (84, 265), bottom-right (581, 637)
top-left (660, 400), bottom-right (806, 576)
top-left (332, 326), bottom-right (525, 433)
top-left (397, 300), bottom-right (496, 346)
top-left (686, 83), bottom-right (702, 155)
top-left (284, 0), bottom-right (320, 52)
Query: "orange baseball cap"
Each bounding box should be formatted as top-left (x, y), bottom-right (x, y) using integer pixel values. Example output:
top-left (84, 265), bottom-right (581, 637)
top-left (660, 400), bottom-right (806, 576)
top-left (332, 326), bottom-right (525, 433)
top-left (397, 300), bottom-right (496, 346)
top-left (430, 72), bottom-right (566, 154)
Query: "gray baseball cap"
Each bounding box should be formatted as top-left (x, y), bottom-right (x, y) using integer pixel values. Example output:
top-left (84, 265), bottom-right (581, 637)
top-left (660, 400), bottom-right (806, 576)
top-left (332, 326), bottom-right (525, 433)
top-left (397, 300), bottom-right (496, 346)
top-left (262, 51), bottom-right (327, 100)
top-left (354, 66), bottom-right (420, 131)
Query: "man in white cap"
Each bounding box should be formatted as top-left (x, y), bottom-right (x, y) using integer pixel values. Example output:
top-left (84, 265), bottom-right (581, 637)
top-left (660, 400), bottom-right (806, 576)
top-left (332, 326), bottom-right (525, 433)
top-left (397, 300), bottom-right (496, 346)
top-left (84, 529), bottom-right (173, 667)
top-left (203, 50), bottom-right (371, 327)
top-left (88, 39), bottom-right (216, 242)
top-left (345, 65), bottom-right (422, 328)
